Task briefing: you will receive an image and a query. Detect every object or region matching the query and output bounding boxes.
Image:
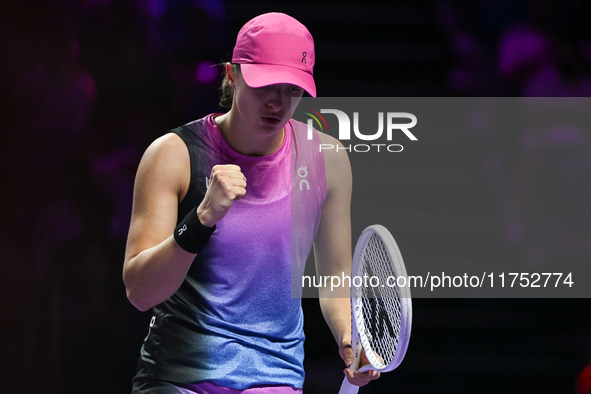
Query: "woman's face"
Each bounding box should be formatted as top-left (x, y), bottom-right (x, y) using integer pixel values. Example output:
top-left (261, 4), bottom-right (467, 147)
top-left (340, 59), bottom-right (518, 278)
top-left (231, 67), bottom-right (305, 137)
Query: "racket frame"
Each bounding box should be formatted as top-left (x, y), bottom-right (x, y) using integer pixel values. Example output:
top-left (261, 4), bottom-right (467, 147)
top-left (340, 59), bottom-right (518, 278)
top-left (339, 224), bottom-right (412, 394)
top-left (351, 225), bottom-right (412, 373)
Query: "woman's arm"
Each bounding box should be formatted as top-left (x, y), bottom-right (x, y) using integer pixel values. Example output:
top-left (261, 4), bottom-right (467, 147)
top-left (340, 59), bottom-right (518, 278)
top-left (314, 132), bottom-right (379, 387)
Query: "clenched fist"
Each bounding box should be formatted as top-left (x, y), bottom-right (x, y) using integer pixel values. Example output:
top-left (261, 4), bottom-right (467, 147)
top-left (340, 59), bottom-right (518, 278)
top-left (197, 164), bottom-right (247, 227)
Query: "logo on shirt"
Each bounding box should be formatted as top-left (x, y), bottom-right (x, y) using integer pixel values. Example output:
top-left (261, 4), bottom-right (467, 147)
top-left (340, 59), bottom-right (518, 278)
top-left (298, 166), bottom-right (310, 191)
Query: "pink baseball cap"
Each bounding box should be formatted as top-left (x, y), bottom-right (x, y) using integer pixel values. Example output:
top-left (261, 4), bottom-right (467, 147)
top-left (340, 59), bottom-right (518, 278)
top-left (232, 13), bottom-right (316, 97)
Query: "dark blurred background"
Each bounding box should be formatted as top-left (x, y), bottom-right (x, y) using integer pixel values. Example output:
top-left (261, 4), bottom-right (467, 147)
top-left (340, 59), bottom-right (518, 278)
top-left (1, 0), bottom-right (591, 393)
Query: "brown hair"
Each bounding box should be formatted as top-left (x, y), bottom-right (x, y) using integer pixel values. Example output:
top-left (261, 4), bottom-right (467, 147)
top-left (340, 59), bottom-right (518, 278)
top-left (219, 63), bottom-right (240, 108)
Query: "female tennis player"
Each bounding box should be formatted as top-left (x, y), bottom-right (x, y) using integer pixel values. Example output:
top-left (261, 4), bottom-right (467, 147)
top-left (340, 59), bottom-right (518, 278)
top-left (123, 12), bottom-right (379, 393)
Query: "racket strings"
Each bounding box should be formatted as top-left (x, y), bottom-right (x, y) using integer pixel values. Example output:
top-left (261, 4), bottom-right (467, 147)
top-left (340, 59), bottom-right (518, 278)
top-left (358, 234), bottom-right (403, 368)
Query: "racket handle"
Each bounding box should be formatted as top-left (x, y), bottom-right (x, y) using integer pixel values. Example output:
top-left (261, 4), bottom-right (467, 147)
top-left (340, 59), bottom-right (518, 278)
top-left (338, 377), bottom-right (360, 394)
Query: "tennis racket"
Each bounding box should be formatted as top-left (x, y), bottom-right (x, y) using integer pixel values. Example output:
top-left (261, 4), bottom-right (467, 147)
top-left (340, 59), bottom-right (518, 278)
top-left (338, 225), bottom-right (412, 394)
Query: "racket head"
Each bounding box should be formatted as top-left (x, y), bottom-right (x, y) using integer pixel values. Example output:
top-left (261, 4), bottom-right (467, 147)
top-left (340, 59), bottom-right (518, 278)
top-left (350, 225), bottom-right (412, 373)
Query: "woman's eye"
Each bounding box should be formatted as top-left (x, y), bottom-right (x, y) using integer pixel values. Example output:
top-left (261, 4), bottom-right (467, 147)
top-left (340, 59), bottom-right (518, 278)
top-left (287, 86), bottom-right (303, 94)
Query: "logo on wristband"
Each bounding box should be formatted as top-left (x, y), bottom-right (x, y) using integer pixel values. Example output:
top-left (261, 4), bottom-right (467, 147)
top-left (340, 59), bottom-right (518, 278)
top-left (178, 224), bottom-right (188, 236)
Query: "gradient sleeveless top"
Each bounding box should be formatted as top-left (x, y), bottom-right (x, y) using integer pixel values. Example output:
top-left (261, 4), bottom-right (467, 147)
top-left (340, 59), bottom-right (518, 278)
top-left (135, 114), bottom-right (327, 389)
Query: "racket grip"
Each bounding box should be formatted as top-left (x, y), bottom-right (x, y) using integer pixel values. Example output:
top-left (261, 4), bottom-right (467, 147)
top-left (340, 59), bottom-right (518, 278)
top-left (338, 377), bottom-right (360, 394)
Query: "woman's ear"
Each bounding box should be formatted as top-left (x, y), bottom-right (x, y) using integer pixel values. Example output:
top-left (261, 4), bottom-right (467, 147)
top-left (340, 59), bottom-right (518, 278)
top-left (226, 63), bottom-right (235, 87)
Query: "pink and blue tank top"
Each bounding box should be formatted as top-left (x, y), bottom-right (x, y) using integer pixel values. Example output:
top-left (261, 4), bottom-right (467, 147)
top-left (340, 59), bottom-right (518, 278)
top-left (135, 114), bottom-right (327, 389)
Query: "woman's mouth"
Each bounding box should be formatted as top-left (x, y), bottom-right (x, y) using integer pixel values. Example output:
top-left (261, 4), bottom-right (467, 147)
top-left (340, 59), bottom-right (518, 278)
top-left (261, 116), bottom-right (281, 127)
